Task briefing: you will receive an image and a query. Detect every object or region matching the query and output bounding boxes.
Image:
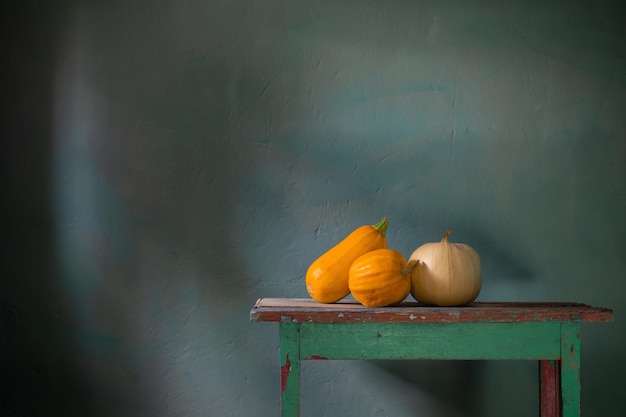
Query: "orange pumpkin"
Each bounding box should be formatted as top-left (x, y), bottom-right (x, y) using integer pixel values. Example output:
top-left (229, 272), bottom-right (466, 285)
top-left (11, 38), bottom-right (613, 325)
top-left (348, 248), bottom-right (414, 307)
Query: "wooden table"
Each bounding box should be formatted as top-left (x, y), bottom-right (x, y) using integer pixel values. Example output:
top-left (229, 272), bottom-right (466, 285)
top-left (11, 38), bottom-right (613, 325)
top-left (250, 298), bottom-right (613, 417)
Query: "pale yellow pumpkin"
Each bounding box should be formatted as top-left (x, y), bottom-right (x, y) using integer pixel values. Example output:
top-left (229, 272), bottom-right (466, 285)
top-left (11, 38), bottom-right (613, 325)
top-left (409, 229), bottom-right (481, 306)
top-left (348, 248), bottom-right (414, 307)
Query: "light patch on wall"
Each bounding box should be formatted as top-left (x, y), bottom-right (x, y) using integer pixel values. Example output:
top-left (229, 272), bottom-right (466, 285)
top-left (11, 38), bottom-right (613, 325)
top-left (52, 9), bottom-right (105, 329)
top-left (50, 7), bottom-right (132, 330)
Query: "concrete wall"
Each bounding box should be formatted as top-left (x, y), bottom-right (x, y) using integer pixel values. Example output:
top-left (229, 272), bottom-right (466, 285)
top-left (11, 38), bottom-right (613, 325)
top-left (2, 1), bottom-right (624, 416)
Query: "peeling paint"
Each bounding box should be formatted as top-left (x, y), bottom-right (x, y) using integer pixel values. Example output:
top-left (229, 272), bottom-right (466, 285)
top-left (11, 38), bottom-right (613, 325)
top-left (307, 355), bottom-right (328, 360)
top-left (280, 354), bottom-right (291, 395)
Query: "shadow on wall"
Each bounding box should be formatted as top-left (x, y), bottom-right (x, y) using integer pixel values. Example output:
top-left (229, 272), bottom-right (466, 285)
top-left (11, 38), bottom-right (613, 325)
top-left (16, 1), bottom-right (282, 415)
top-left (0, 2), bottom-right (96, 417)
top-left (374, 360), bottom-right (483, 415)
top-left (370, 359), bottom-right (539, 417)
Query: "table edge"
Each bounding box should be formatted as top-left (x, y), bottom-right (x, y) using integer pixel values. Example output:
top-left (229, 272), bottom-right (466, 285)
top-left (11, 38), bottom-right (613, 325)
top-left (250, 298), bottom-right (615, 323)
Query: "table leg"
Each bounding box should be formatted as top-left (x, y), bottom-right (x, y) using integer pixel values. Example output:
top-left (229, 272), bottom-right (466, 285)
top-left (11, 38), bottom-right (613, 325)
top-left (540, 359), bottom-right (561, 417)
top-left (560, 322), bottom-right (581, 417)
top-left (279, 323), bottom-right (301, 417)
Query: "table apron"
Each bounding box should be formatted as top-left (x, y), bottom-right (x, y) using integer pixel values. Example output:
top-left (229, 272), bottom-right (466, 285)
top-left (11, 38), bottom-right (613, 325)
top-left (296, 321), bottom-right (565, 360)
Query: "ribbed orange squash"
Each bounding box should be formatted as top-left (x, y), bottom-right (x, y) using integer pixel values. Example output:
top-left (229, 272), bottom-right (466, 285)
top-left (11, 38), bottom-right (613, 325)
top-left (306, 217), bottom-right (388, 303)
top-left (348, 248), bottom-right (414, 307)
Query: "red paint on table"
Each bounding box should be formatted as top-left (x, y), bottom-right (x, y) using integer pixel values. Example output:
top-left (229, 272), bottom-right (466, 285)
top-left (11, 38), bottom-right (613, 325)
top-left (280, 354), bottom-right (291, 395)
top-left (540, 360), bottom-right (561, 417)
top-left (307, 355), bottom-right (328, 360)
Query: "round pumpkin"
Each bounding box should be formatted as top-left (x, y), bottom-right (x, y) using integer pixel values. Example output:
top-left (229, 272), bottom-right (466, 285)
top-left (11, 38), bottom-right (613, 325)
top-left (409, 229), bottom-right (481, 306)
top-left (348, 248), bottom-right (414, 307)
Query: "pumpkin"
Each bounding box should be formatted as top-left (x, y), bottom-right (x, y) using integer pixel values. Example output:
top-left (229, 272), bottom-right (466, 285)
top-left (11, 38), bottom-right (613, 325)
top-left (348, 248), bottom-right (414, 307)
top-left (409, 229), bottom-right (481, 306)
top-left (306, 217), bottom-right (388, 303)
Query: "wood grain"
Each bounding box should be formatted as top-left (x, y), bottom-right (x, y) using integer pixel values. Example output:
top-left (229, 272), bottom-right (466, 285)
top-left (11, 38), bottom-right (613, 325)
top-left (250, 298), bottom-right (614, 323)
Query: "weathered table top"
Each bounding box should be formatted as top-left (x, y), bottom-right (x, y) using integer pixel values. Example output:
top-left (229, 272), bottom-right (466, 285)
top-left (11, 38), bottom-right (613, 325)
top-left (250, 298), bottom-right (614, 324)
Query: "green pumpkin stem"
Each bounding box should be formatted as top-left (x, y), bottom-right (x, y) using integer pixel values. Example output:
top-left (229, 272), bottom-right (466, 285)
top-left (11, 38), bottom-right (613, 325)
top-left (372, 217), bottom-right (389, 236)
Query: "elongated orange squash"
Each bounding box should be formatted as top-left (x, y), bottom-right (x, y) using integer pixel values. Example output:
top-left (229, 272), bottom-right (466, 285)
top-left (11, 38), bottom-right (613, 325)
top-left (306, 217), bottom-right (388, 303)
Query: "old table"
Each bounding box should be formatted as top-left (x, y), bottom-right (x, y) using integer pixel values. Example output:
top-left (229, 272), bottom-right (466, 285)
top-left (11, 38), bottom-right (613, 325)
top-left (250, 298), bottom-right (613, 417)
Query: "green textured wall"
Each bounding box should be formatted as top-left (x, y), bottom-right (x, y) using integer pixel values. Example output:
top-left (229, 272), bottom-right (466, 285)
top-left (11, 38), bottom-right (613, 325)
top-left (2, 1), bottom-right (624, 416)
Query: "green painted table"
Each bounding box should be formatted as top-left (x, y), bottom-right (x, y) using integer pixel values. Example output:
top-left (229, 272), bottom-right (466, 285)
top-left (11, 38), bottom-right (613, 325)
top-left (250, 298), bottom-right (613, 417)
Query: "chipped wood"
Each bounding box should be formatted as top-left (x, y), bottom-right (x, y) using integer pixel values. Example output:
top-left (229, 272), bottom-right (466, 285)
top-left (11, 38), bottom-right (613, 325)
top-left (251, 298), bottom-right (614, 324)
